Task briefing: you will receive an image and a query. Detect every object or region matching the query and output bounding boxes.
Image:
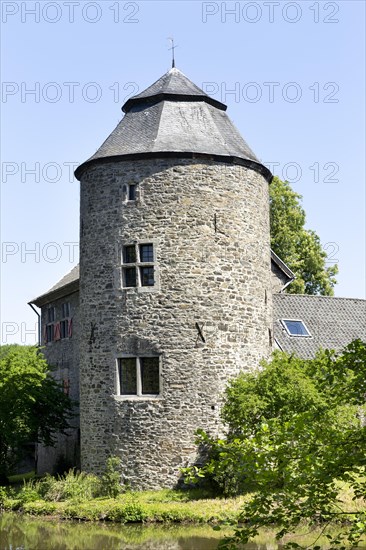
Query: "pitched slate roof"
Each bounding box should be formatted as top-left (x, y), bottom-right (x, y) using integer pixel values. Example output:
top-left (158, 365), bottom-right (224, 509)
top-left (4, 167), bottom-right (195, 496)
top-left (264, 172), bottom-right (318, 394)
top-left (75, 68), bottom-right (272, 181)
top-left (270, 250), bottom-right (295, 291)
top-left (29, 265), bottom-right (79, 307)
top-left (273, 294), bottom-right (366, 358)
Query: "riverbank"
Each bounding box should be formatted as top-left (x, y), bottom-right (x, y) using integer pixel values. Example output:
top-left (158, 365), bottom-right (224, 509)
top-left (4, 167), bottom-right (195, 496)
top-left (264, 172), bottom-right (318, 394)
top-left (1, 487), bottom-right (249, 523)
top-left (2, 487), bottom-right (365, 525)
top-left (1, 471), bottom-right (364, 525)
top-left (1, 471), bottom-right (365, 550)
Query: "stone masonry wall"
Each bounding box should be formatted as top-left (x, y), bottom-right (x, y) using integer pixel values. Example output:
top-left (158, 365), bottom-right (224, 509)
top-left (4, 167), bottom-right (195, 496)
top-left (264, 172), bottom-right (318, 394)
top-left (79, 158), bottom-right (272, 489)
top-left (37, 291), bottom-right (80, 474)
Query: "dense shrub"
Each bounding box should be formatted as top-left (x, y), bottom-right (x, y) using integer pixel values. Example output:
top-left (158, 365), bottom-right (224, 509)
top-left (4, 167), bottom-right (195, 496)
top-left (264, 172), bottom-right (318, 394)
top-left (17, 481), bottom-right (41, 504)
top-left (38, 470), bottom-right (101, 502)
top-left (106, 498), bottom-right (148, 523)
top-left (100, 456), bottom-right (122, 498)
top-left (22, 501), bottom-right (57, 515)
top-left (183, 340), bottom-right (366, 548)
top-left (0, 486), bottom-right (7, 509)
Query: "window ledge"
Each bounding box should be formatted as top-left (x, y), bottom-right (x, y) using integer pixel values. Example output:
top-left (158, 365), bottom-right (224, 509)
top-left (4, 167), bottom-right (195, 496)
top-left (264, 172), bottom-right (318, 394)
top-left (113, 395), bottom-right (163, 402)
top-left (287, 334), bottom-right (313, 338)
top-left (122, 286), bottom-right (159, 293)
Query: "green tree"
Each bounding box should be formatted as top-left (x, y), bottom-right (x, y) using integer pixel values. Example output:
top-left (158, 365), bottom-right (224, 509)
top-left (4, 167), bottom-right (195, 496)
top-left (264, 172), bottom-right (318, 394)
top-left (0, 345), bottom-right (74, 483)
top-left (184, 341), bottom-right (366, 548)
top-left (270, 176), bottom-right (338, 295)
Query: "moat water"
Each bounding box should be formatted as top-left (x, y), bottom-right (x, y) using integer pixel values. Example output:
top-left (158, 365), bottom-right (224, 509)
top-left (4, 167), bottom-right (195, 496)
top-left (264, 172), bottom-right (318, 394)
top-left (0, 513), bottom-right (361, 550)
top-left (0, 513), bottom-right (279, 550)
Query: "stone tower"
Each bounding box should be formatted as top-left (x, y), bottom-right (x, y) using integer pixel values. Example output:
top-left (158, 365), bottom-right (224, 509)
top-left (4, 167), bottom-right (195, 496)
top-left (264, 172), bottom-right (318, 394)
top-left (75, 67), bottom-right (273, 489)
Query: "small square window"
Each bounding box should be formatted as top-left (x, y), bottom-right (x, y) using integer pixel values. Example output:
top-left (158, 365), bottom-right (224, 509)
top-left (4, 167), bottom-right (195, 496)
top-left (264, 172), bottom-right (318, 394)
top-left (124, 267), bottom-right (137, 287)
top-left (123, 245), bottom-right (136, 264)
top-left (140, 266), bottom-right (154, 287)
top-left (281, 319), bottom-right (311, 337)
top-left (139, 244), bottom-right (153, 263)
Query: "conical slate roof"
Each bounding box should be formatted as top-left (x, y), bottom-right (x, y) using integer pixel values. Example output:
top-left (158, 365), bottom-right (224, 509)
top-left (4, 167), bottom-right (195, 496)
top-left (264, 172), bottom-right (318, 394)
top-left (122, 67), bottom-right (226, 112)
top-left (75, 68), bottom-right (272, 181)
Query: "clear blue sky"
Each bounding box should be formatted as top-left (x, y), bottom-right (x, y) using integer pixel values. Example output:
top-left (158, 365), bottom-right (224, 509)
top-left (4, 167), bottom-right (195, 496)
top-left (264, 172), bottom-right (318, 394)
top-left (1, 0), bottom-right (365, 345)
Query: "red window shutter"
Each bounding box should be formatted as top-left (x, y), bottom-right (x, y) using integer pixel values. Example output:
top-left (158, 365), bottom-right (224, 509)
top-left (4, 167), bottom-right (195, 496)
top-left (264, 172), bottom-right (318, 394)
top-left (68, 318), bottom-right (73, 338)
top-left (54, 322), bottom-right (61, 341)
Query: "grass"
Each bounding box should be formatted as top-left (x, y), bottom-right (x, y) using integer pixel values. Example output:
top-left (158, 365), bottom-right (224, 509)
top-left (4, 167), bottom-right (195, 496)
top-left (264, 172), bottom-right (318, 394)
top-left (1, 470), bottom-right (365, 532)
top-left (1, 489), bottom-right (249, 523)
top-left (335, 479), bottom-right (366, 515)
top-left (1, 475), bottom-right (365, 549)
top-left (0, 470), bottom-right (250, 523)
top-left (7, 470), bottom-right (35, 483)
top-left (3, 491), bottom-right (249, 523)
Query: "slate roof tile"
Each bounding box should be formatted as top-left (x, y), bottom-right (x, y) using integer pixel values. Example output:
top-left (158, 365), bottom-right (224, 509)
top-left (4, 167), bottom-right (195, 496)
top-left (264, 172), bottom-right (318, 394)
top-left (75, 68), bottom-right (270, 180)
top-left (29, 265), bottom-right (79, 307)
top-left (273, 294), bottom-right (366, 358)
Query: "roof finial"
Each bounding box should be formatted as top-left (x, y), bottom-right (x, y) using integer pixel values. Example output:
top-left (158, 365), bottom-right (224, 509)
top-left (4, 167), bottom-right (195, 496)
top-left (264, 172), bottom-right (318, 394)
top-left (168, 37), bottom-right (177, 68)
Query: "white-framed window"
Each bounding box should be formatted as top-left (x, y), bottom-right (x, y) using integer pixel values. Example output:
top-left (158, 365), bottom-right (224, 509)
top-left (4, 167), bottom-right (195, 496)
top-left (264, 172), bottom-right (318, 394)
top-left (280, 319), bottom-right (312, 337)
top-left (116, 356), bottom-right (161, 397)
top-left (122, 242), bottom-right (156, 289)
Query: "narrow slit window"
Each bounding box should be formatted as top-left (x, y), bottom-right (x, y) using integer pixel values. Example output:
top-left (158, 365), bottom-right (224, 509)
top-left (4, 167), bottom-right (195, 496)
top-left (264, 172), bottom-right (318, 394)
top-left (128, 184), bottom-right (136, 201)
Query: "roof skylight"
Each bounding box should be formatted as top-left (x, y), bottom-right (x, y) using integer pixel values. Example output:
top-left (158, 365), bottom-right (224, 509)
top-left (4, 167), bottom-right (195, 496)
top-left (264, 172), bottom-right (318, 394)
top-left (281, 319), bottom-right (311, 337)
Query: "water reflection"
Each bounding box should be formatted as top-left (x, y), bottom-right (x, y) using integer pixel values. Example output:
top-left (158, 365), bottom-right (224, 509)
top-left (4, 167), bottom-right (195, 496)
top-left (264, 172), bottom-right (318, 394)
top-left (0, 514), bottom-right (271, 550)
top-left (1, 513), bottom-right (363, 550)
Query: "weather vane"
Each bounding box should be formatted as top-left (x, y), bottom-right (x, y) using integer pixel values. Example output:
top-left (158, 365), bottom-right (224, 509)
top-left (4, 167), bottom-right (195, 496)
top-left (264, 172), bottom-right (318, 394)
top-left (168, 37), bottom-right (178, 68)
